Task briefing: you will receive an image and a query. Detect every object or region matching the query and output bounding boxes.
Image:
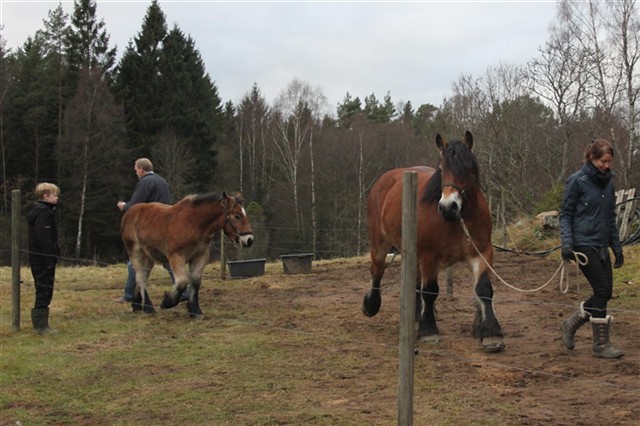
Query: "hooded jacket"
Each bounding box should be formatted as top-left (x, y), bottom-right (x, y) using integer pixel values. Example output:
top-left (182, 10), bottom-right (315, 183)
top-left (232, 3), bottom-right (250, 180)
top-left (559, 162), bottom-right (622, 255)
top-left (27, 201), bottom-right (60, 267)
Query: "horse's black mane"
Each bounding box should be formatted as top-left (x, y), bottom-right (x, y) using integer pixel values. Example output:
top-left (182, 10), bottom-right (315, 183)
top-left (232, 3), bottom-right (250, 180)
top-left (422, 169), bottom-right (443, 202)
top-left (421, 140), bottom-right (480, 203)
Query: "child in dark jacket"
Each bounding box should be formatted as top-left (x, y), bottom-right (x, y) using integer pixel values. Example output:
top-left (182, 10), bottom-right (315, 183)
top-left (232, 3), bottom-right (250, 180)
top-left (27, 182), bottom-right (61, 335)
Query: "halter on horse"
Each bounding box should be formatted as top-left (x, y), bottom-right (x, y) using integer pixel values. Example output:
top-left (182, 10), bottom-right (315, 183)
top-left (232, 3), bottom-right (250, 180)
top-left (363, 131), bottom-right (504, 352)
top-left (121, 192), bottom-right (254, 319)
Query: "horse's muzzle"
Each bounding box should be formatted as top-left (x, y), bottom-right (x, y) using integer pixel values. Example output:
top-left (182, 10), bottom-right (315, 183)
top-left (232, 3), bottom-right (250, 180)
top-left (438, 200), bottom-right (461, 222)
top-left (239, 233), bottom-right (254, 247)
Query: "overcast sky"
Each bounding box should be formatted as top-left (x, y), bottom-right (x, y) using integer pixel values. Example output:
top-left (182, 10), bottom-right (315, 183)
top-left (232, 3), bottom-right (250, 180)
top-left (1, 0), bottom-right (558, 113)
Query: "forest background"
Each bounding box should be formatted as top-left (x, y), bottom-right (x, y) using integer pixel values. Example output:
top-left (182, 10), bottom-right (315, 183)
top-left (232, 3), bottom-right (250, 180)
top-left (1, 0), bottom-right (639, 265)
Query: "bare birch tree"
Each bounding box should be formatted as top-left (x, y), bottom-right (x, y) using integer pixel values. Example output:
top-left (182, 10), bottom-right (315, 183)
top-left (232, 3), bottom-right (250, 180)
top-left (605, 0), bottom-right (640, 187)
top-left (272, 79), bottom-right (326, 251)
top-left (525, 17), bottom-right (589, 181)
top-left (60, 67), bottom-right (125, 258)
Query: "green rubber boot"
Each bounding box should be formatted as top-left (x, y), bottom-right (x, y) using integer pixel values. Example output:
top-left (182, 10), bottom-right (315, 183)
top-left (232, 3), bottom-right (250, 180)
top-left (31, 308), bottom-right (58, 335)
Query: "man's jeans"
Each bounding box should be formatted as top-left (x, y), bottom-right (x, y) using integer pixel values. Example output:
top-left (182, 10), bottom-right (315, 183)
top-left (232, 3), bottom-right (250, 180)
top-left (123, 260), bottom-right (176, 301)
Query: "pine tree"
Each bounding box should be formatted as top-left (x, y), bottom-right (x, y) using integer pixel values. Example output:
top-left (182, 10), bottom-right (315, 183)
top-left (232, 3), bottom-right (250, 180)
top-left (61, 0), bottom-right (126, 258)
top-left (65, 0), bottom-right (116, 82)
top-left (336, 92), bottom-right (362, 129)
top-left (36, 4), bottom-right (72, 181)
top-left (114, 0), bottom-right (168, 156)
top-left (5, 38), bottom-right (59, 184)
top-left (115, 1), bottom-right (223, 192)
top-left (0, 30), bottom-right (17, 211)
top-left (158, 25), bottom-right (222, 191)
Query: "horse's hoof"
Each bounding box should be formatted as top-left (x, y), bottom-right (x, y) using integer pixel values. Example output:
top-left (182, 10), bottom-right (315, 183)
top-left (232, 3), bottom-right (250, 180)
top-left (161, 293), bottom-right (179, 309)
top-left (189, 312), bottom-right (204, 320)
top-left (481, 336), bottom-right (505, 353)
top-left (418, 334), bottom-right (441, 344)
top-left (362, 291), bottom-right (381, 317)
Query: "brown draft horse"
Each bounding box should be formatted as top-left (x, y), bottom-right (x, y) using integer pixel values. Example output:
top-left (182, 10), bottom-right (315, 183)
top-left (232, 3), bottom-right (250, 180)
top-left (121, 192), bottom-right (254, 319)
top-left (363, 131), bottom-right (504, 352)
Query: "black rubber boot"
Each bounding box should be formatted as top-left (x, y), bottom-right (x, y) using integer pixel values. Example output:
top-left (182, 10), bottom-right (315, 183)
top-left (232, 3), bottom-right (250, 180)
top-left (31, 308), bottom-right (58, 335)
top-left (591, 316), bottom-right (623, 359)
top-left (560, 301), bottom-right (589, 350)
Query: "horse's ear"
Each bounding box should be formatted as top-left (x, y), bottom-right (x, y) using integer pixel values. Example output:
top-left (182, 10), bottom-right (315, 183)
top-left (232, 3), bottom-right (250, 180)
top-left (436, 134), bottom-right (447, 154)
top-left (463, 131), bottom-right (473, 150)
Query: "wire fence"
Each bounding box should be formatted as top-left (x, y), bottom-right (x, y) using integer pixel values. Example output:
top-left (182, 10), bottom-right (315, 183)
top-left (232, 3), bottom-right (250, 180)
top-left (3, 196), bottom-right (638, 266)
top-left (8, 256), bottom-right (639, 396)
top-left (3, 198), bottom-right (639, 401)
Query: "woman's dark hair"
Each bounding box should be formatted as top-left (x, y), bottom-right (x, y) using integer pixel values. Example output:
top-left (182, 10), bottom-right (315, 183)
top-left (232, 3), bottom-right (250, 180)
top-left (584, 138), bottom-right (614, 162)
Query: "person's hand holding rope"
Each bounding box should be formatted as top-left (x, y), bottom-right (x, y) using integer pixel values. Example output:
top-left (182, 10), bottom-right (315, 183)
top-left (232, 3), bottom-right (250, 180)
top-left (561, 245), bottom-right (575, 263)
top-left (561, 245), bottom-right (589, 266)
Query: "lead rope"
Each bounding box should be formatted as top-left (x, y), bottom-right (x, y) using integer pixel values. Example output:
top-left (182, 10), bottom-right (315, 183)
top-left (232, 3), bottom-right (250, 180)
top-left (459, 218), bottom-right (588, 294)
top-left (558, 251), bottom-right (589, 294)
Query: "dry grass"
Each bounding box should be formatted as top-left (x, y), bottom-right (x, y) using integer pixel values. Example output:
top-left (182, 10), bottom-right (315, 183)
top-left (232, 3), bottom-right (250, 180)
top-left (1, 241), bottom-right (638, 425)
top-left (0, 257), bottom-right (400, 425)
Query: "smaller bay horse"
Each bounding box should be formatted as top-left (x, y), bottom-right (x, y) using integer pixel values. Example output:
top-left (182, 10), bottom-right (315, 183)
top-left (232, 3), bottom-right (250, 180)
top-left (363, 131), bottom-right (504, 352)
top-left (121, 192), bottom-right (254, 319)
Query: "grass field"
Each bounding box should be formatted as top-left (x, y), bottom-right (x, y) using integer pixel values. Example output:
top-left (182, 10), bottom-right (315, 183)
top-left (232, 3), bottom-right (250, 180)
top-left (1, 242), bottom-right (639, 425)
top-left (1, 258), bottom-right (401, 425)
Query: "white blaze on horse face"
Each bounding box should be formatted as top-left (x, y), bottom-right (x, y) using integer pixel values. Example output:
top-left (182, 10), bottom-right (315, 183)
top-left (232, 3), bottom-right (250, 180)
top-left (237, 207), bottom-right (254, 247)
top-left (438, 189), bottom-right (463, 221)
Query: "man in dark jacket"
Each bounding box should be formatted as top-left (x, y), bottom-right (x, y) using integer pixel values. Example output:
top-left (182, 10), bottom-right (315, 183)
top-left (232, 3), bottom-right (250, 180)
top-left (28, 182), bottom-right (61, 335)
top-left (116, 158), bottom-right (179, 303)
top-left (117, 158), bottom-right (172, 212)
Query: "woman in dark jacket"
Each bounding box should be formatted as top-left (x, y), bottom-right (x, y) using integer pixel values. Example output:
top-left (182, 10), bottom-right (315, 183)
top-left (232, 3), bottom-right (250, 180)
top-left (559, 138), bottom-right (624, 359)
top-left (28, 182), bottom-right (61, 335)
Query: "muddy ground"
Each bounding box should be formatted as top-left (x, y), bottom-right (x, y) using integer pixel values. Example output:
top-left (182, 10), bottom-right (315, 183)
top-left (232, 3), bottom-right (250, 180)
top-left (3, 250), bottom-right (637, 425)
top-left (254, 251), bottom-right (640, 425)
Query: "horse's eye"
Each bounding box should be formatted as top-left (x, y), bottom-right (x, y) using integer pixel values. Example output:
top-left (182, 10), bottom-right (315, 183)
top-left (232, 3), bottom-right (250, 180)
top-left (235, 214), bottom-right (242, 220)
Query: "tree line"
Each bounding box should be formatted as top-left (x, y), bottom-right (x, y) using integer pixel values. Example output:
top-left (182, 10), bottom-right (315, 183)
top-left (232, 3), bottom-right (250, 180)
top-left (1, 0), bottom-right (638, 265)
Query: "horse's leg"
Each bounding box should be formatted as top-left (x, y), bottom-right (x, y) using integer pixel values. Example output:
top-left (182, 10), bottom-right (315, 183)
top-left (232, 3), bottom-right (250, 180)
top-left (131, 255), bottom-right (155, 314)
top-left (160, 258), bottom-right (188, 310)
top-left (417, 265), bottom-right (441, 343)
top-left (471, 258), bottom-right (504, 352)
top-left (362, 244), bottom-right (390, 317)
top-left (415, 265), bottom-right (423, 322)
top-left (185, 254), bottom-right (208, 320)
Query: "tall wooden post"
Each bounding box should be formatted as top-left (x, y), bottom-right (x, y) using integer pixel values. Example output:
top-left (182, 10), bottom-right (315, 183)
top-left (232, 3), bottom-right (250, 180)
top-left (398, 172), bottom-right (417, 425)
top-left (12, 190), bottom-right (21, 331)
top-left (220, 231), bottom-right (226, 279)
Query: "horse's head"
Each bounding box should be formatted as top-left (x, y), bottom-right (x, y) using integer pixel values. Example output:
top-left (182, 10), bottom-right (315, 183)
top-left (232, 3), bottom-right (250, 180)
top-left (222, 192), bottom-right (254, 248)
top-left (435, 131), bottom-right (479, 222)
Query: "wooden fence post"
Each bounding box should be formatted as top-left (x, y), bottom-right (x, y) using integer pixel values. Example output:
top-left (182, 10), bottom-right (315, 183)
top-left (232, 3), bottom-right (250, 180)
top-left (398, 172), bottom-right (417, 425)
top-left (12, 190), bottom-right (21, 332)
top-left (220, 231), bottom-right (226, 280)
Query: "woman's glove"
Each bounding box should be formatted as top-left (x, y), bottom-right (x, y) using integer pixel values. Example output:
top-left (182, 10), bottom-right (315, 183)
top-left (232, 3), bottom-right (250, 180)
top-left (561, 245), bottom-right (574, 262)
top-left (613, 251), bottom-right (624, 269)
